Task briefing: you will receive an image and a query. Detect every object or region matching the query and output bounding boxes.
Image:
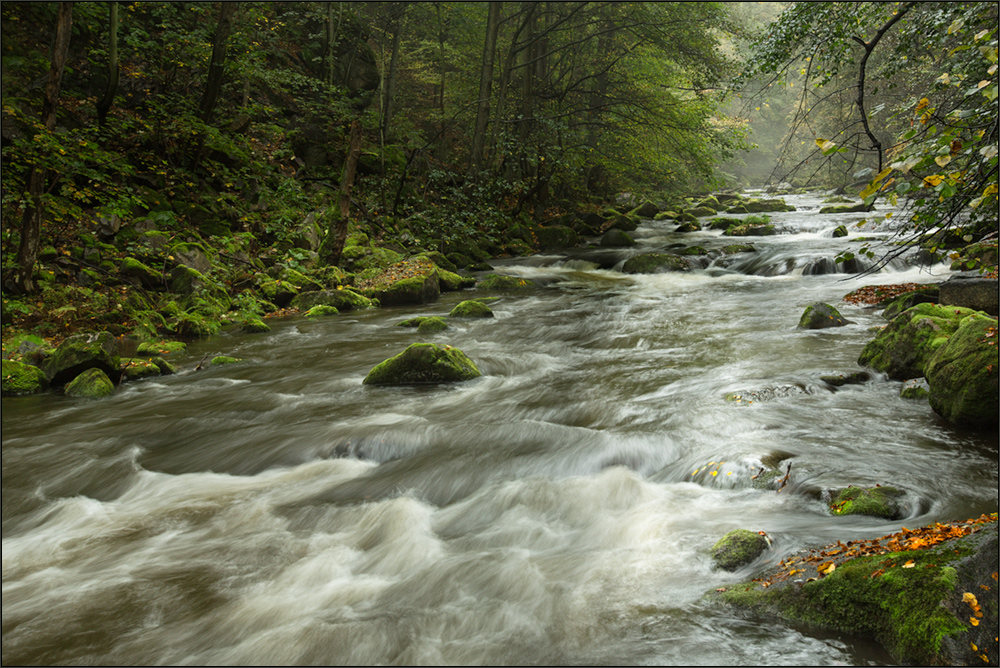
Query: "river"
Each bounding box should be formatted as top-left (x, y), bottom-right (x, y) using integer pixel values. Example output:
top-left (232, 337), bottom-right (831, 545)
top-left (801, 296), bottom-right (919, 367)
top-left (3, 192), bottom-right (997, 665)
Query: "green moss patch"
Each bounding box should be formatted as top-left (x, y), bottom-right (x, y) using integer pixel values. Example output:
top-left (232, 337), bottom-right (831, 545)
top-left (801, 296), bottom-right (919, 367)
top-left (709, 516), bottom-right (998, 665)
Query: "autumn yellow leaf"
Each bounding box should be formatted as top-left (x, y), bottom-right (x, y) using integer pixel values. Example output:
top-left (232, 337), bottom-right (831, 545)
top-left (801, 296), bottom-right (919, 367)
top-left (817, 561), bottom-right (836, 576)
top-left (923, 174), bottom-right (945, 186)
top-left (963, 592), bottom-right (978, 604)
top-left (969, 617), bottom-right (979, 626)
top-left (902, 560), bottom-right (915, 568)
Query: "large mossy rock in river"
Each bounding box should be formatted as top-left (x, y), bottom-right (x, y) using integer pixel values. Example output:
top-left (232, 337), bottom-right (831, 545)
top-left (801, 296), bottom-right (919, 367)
top-left (797, 302), bottom-right (851, 329)
top-left (1, 359), bottom-right (47, 396)
top-left (924, 313), bottom-right (999, 427)
top-left (290, 288), bottom-right (373, 312)
top-left (711, 529), bottom-right (770, 571)
top-left (42, 332), bottom-right (120, 386)
top-left (449, 300), bottom-right (494, 318)
top-left (478, 274), bottom-right (535, 290)
top-left (600, 228), bottom-right (636, 247)
top-left (857, 303), bottom-right (981, 380)
top-left (707, 517), bottom-right (999, 666)
top-left (64, 368), bottom-right (116, 399)
top-left (363, 343), bottom-right (481, 385)
top-left (621, 253), bottom-right (693, 274)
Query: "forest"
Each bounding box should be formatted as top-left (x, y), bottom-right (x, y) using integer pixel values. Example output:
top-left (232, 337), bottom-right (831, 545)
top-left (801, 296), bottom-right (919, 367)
top-left (0, 1), bottom-right (994, 341)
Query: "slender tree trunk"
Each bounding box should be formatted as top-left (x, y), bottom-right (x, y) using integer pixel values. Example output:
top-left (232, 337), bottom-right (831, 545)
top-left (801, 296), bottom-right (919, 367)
top-left (13, 1), bottom-right (73, 294)
top-left (320, 119), bottom-right (363, 267)
top-left (469, 1), bottom-right (502, 178)
top-left (380, 5), bottom-right (404, 143)
top-left (199, 1), bottom-right (238, 123)
top-left (96, 1), bottom-right (119, 126)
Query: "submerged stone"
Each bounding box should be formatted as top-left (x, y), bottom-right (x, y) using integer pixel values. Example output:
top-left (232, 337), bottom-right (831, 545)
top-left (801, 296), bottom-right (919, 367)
top-left (600, 228), bottom-right (636, 247)
top-left (363, 343), bottom-right (481, 385)
top-left (711, 529), bottom-right (770, 571)
top-left (119, 357), bottom-right (162, 382)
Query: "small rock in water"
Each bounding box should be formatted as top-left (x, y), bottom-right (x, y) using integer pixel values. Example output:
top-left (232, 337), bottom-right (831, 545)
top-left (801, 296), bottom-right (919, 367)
top-left (711, 529), bottom-right (770, 571)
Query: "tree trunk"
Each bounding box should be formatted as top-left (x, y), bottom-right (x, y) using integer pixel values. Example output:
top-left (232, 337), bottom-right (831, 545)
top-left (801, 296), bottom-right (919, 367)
top-left (380, 4), bottom-right (404, 143)
top-left (13, 1), bottom-right (73, 294)
top-left (95, 1), bottom-right (119, 127)
top-left (469, 1), bottom-right (502, 178)
top-left (199, 1), bottom-right (238, 123)
top-left (320, 119), bottom-right (364, 267)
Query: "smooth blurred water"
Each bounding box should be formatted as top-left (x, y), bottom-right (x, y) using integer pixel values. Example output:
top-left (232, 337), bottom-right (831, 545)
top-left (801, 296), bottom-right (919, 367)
top-left (3, 192), bottom-right (997, 665)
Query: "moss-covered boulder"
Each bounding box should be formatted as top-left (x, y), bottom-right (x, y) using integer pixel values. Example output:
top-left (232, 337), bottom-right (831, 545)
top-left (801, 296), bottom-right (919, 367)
top-left (609, 214), bottom-right (639, 232)
top-left (882, 286), bottom-right (941, 320)
top-left (256, 279), bottom-right (299, 308)
top-left (829, 486), bottom-right (905, 519)
top-left (724, 223), bottom-right (777, 237)
top-left (721, 243), bottom-right (756, 255)
top-left (1, 359), bottom-right (48, 396)
top-left (832, 225), bottom-right (849, 238)
top-left (43, 332), bottom-right (120, 386)
top-left (707, 216), bottom-right (742, 231)
top-left (630, 201), bottom-right (661, 218)
top-left (686, 206), bottom-right (717, 218)
top-left (212, 356), bottom-right (242, 366)
top-left (417, 317), bottom-right (449, 334)
top-left (858, 303), bottom-right (980, 380)
top-left (676, 222), bottom-right (702, 233)
top-left (449, 300), bottom-right (494, 318)
top-left (148, 357), bottom-right (178, 375)
top-left (64, 368), bottom-right (116, 398)
top-left (436, 267), bottom-right (476, 292)
top-left (820, 202), bottom-right (872, 214)
top-left (118, 357), bottom-right (163, 382)
top-left (600, 228), bottom-right (636, 247)
top-left (290, 288), bottom-right (373, 312)
top-left (536, 225), bottom-right (580, 250)
top-left (241, 316), bottom-right (271, 333)
top-left (363, 342), bottom-right (481, 385)
top-left (711, 529), bottom-right (770, 571)
top-left (728, 198), bottom-right (795, 213)
top-left (478, 274), bottom-right (535, 290)
top-left (797, 302), bottom-right (851, 329)
top-left (304, 305), bottom-right (340, 318)
top-left (708, 517), bottom-right (999, 666)
top-left (137, 339), bottom-right (187, 356)
top-left (621, 253), bottom-right (693, 274)
top-left (924, 313), bottom-right (999, 427)
top-left (119, 257), bottom-right (165, 290)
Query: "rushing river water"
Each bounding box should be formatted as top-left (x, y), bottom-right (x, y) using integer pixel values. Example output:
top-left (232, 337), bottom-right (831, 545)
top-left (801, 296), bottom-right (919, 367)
top-left (3, 192), bottom-right (998, 666)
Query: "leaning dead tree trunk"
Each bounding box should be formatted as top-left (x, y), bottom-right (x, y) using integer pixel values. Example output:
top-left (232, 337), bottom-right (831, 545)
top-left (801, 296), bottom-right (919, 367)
top-left (319, 118), bottom-right (364, 267)
top-left (13, 1), bottom-right (73, 294)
